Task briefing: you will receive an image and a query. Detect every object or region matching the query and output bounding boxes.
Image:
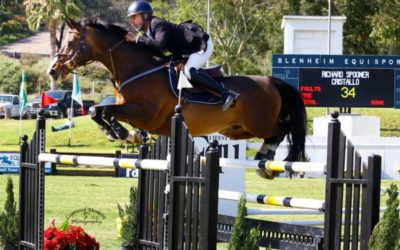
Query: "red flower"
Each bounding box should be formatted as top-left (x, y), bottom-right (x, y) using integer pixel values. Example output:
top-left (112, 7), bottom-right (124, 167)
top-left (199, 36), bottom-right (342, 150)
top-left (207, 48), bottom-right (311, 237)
top-left (44, 222), bottom-right (100, 250)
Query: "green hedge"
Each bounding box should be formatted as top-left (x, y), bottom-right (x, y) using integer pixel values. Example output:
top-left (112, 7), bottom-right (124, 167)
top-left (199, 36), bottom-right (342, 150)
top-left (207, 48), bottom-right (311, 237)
top-left (0, 6), bottom-right (33, 46)
top-left (0, 54), bottom-right (112, 100)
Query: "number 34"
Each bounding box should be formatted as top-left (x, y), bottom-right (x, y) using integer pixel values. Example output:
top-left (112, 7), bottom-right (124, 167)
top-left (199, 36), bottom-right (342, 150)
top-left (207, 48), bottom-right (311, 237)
top-left (341, 87), bottom-right (356, 98)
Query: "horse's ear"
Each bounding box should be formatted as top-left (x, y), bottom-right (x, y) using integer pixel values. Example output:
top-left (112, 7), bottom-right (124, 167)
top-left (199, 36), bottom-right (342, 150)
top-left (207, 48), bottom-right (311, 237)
top-left (65, 19), bottom-right (82, 31)
top-left (65, 19), bottom-right (74, 28)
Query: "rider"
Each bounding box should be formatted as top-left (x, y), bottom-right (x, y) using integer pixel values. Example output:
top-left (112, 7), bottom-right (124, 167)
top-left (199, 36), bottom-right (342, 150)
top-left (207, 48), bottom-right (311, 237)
top-left (126, 0), bottom-right (239, 111)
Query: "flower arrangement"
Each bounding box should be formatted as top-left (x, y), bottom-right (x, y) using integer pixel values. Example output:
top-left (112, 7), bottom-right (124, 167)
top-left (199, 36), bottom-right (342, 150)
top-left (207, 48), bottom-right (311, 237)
top-left (44, 221), bottom-right (99, 250)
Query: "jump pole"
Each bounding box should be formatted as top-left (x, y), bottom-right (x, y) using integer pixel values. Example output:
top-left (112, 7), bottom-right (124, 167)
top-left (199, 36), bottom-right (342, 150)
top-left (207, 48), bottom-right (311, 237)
top-left (219, 158), bottom-right (326, 173)
top-left (219, 190), bottom-right (325, 211)
top-left (38, 153), bottom-right (169, 171)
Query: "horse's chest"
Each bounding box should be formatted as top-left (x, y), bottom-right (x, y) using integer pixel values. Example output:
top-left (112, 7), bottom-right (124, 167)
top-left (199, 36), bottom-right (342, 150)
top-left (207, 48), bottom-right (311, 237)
top-left (115, 94), bottom-right (125, 105)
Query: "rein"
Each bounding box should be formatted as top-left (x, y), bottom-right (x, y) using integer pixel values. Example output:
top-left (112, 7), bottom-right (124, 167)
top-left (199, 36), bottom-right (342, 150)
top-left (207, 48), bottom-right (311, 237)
top-left (106, 38), bottom-right (125, 81)
top-left (118, 63), bottom-right (170, 93)
top-left (104, 37), bottom-right (172, 93)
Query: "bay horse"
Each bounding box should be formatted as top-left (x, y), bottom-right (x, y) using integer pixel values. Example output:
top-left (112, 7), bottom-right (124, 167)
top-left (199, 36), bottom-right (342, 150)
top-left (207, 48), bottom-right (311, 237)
top-left (48, 20), bottom-right (307, 179)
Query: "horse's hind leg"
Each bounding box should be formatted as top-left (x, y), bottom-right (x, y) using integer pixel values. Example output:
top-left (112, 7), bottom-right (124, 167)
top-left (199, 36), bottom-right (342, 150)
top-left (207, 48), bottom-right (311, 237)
top-left (254, 137), bottom-right (282, 160)
top-left (254, 136), bottom-right (284, 179)
top-left (91, 106), bottom-right (118, 141)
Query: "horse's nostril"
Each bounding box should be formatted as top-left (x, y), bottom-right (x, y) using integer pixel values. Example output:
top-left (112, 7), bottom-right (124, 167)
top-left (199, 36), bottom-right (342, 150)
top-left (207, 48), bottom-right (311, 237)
top-left (49, 69), bottom-right (56, 76)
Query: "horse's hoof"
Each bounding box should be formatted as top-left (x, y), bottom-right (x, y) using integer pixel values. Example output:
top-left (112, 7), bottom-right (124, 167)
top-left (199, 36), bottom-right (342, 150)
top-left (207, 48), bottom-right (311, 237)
top-left (255, 169), bottom-right (276, 180)
top-left (106, 133), bottom-right (116, 142)
top-left (125, 130), bottom-right (144, 144)
top-left (99, 125), bottom-right (118, 141)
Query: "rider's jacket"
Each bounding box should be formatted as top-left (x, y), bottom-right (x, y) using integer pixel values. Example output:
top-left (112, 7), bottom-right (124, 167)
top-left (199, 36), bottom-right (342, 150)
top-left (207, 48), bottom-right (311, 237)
top-left (136, 16), bottom-right (209, 56)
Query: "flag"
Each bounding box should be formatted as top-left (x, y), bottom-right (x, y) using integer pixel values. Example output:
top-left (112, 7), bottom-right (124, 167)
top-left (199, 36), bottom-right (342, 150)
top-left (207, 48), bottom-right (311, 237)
top-left (80, 106), bottom-right (86, 116)
top-left (177, 71), bottom-right (193, 90)
top-left (72, 74), bottom-right (83, 107)
top-left (41, 92), bottom-right (58, 107)
top-left (19, 70), bottom-right (28, 114)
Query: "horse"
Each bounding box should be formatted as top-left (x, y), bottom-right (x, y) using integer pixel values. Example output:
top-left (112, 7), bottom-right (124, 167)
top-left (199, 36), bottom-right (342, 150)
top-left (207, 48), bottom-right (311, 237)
top-left (48, 20), bottom-right (307, 179)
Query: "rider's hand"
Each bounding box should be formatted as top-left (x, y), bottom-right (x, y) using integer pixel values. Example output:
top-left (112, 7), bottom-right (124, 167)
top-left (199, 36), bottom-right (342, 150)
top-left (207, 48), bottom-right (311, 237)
top-left (126, 32), bottom-right (137, 42)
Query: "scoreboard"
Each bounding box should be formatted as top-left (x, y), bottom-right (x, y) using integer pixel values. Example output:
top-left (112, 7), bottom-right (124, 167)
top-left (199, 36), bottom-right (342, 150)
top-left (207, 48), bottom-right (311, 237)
top-left (272, 55), bottom-right (400, 109)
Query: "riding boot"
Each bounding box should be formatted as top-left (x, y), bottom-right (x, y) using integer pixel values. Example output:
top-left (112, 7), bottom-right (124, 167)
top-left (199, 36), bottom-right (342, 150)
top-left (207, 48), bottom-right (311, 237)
top-left (189, 68), bottom-right (239, 111)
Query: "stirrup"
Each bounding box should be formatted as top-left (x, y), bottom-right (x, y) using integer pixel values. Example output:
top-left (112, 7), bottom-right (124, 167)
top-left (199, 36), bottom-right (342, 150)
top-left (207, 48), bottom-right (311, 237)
top-left (222, 92), bottom-right (239, 111)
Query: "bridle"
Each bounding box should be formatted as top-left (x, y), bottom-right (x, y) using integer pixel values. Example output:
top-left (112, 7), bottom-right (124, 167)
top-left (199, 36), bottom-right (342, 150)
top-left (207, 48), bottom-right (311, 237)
top-left (54, 29), bottom-right (92, 70)
top-left (53, 26), bottom-right (125, 81)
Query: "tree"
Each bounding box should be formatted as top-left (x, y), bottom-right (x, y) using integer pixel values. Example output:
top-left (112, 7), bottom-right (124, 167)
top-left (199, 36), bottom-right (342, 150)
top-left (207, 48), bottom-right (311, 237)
top-left (368, 184), bottom-right (400, 249)
top-left (334, 0), bottom-right (377, 54)
top-left (370, 0), bottom-right (400, 54)
top-left (0, 177), bottom-right (19, 249)
top-left (117, 186), bottom-right (139, 248)
top-left (151, 0), bottom-right (273, 75)
top-left (210, 0), bottom-right (272, 75)
top-left (79, 0), bottom-right (132, 24)
top-left (228, 197), bottom-right (259, 250)
top-left (24, 0), bottom-right (81, 89)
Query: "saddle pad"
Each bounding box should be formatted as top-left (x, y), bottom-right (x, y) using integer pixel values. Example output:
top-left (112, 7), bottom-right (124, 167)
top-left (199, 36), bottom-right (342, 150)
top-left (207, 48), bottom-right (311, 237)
top-left (168, 66), bottom-right (223, 105)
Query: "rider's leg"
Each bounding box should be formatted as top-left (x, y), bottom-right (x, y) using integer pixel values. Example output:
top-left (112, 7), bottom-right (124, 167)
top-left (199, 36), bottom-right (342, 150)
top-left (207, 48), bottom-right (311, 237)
top-left (184, 38), bottom-right (239, 111)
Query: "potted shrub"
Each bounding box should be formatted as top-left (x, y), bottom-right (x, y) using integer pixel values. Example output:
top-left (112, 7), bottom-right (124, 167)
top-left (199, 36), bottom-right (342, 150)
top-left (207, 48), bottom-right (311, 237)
top-left (0, 177), bottom-right (19, 250)
top-left (117, 186), bottom-right (139, 250)
top-left (228, 197), bottom-right (259, 250)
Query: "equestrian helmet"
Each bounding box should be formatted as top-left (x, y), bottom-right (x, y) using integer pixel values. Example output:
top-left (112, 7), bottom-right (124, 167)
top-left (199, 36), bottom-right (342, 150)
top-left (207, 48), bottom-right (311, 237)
top-left (127, 1), bottom-right (153, 17)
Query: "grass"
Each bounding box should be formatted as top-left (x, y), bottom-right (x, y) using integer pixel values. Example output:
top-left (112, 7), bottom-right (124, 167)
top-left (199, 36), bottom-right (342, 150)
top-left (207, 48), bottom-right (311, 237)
top-left (245, 171), bottom-right (400, 222)
top-left (0, 115), bottom-right (134, 153)
top-left (0, 106), bottom-right (398, 248)
top-left (0, 108), bottom-right (399, 153)
top-left (0, 174), bottom-right (398, 249)
top-left (0, 175), bottom-right (135, 249)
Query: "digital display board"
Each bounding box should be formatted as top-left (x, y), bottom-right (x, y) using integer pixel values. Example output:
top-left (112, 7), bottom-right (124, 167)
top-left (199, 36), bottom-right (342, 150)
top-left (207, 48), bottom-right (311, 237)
top-left (272, 54), bottom-right (400, 108)
top-left (299, 68), bottom-right (394, 107)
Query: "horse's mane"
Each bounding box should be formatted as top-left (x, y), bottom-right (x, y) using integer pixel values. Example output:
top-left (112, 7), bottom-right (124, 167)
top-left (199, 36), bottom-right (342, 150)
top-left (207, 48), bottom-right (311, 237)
top-left (84, 20), bottom-right (166, 61)
top-left (85, 20), bottom-right (128, 39)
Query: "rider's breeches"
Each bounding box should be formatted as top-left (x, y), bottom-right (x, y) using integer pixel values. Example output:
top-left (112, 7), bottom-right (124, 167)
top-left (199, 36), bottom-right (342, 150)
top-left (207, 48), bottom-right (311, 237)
top-left (184, 37), bottom-right (214, 80)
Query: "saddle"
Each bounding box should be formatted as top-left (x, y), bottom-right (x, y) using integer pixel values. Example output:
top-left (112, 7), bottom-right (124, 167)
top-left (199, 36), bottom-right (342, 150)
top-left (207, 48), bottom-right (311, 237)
top-left (168, 62), bottom-right (225, 105)
top-left (198, 65), bottom-right (224, 79)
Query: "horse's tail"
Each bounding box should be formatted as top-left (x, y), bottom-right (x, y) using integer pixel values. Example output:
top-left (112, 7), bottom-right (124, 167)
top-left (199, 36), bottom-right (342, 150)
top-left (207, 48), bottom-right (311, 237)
top-left (270, 77), bottom-right (307, 162)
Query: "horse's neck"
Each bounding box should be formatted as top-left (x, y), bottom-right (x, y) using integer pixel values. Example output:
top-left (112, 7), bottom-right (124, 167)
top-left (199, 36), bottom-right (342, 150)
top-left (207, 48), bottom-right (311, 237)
top-left (98, 43), bottom-right (161, 84)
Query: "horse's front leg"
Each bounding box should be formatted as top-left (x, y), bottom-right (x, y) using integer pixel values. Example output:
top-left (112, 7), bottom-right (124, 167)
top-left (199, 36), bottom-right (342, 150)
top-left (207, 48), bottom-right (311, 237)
top-left (102, 103), bottom-right (153, 144)
top-left (90, 105), bottom-right (118, 141)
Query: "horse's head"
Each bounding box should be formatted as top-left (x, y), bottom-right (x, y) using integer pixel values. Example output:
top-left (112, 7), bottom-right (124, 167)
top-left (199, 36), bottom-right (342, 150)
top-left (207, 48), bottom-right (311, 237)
top-left (48, 19), bottom-right (163, 82)
top-left (48, 20), bottom-right (96, 81)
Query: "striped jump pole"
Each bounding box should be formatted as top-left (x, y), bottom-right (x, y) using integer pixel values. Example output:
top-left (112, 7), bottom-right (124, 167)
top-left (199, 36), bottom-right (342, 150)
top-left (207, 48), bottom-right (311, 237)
top-left (247, 207), bottom-right (391, 216)
top-left (219, 190), bottom-right (325, 211)
top-left (247, 208), bottom-right (324, 215)
top-left (38, 153), bottom-right (169, 171)
top-left (218, 158), bottom-right (326, 173)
